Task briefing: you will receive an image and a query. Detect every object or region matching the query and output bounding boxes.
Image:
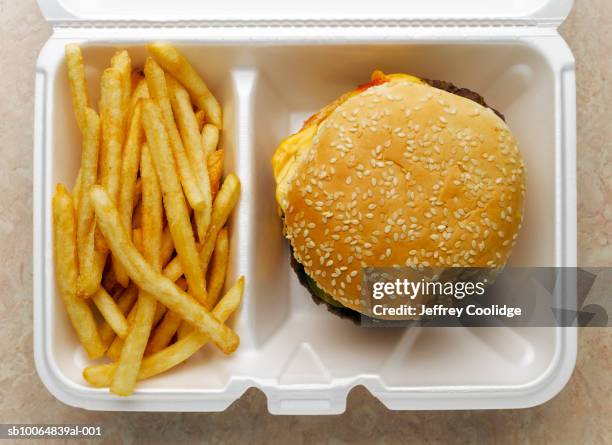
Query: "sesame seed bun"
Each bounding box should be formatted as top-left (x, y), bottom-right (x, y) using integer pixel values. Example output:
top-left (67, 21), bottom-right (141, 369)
top-left (279, 80), bottom-right (525, 314)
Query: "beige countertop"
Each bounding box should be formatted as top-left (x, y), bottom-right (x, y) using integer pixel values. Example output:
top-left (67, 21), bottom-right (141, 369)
top-left (0, 0), bottom-right (610, 443)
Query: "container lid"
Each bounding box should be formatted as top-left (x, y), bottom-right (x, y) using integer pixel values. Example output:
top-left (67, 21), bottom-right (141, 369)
top-left (39, 0), bottom-right (574, 27)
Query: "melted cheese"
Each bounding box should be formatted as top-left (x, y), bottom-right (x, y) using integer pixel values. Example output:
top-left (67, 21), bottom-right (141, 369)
top-left (271, 72), bottom-right (423, 210)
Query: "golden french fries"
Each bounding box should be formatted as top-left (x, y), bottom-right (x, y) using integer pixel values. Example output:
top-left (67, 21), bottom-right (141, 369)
top-left (145, 57), bottom-right (205, 211)
top-left (57, 43), bottom-right (242, 396)
top-left (161, 174), bottom-right (240, 297)
top-left (110, 50), bottom-right (132, 119)
top-left (207, 228), bottom-right (230, 307)
top-left (147, 43), bottom-right (222, 127)
top-left (65, 44), bottom-right (89, 134)
top-left (106, 299), bottom-right (166, 362)
top-left (90, 186), bottom-right (239, 354)
top-left (84, 277), bottom-right (244, 387)
top-left (53, 184), bottom-right (105, 359)
top-left (99, 67), bottom-right (124, 204)
top-left (168, 76), bottom-right (213, 242)
top-left (141, 99), bottom-right (208, 306)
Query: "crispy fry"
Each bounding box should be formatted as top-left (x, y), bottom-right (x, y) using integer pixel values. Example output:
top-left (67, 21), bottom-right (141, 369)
top-left (100, 284), bottom-right (138, 349)
top-left (207, 228), bottom-right (229, 307)
top-left (65, 44), bottom-right (89, 134)
top-left (147, 43), bottom-right (222, 127)
top-left (99, 67), bottom-right (124, 205)
top-left (201, 124), bottom-right (219, 157)
top-left (110, 50), bottom-right (132, 120)
top-left (76, 108), bottom-right (105, 297)
top-left (53, 184), bottom-right (104, 359)
top-left (111, 143), bottom-right (162, 396)
top-left (208, 149), bottom-right (224, 201)
top-left (195, 109), bottom-right (206, 131)
top-left (141, 100), bottom-right (208, 306)
top-left (144, 58), bottom-right (205, 211)
top-left (114, 102), bottom-right (144, 287)
top-left (168, 76), bottom-right (212, 241)
top-left (92, 287), bottom-right (129, 339)
top-left (90, 186), bottom-right (239, 354)
top-left (84, 277), bottom-right (244, 387)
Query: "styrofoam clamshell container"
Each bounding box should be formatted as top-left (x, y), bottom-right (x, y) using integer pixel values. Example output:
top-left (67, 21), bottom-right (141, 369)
top-left (33, 0), bottom-right (578, 414)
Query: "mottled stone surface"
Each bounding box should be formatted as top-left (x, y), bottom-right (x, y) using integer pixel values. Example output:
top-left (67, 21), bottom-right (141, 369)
top-left (0, 0), bottom-right (610, 443)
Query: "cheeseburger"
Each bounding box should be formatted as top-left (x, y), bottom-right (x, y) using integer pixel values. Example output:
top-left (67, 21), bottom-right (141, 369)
top-left (272, 71), bottom-right (525, 318)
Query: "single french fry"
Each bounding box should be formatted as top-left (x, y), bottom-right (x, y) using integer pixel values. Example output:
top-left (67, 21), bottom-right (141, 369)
top-left (110, 50), bottom-right (132, 120)
top-left (147, 43), bottom-right (222, 127)
top-left (168, 76), bottom-right (212, 241)
top-left (90, 186), bottom-right (239, 354)
top-left (208, 149), bottom-right (224, 201)
top-left (145, 277), bottom-right (187, 355)
top-left (141, 100), bottom-right (208, 306)
top-left (99, 67), bottom-right (124, 205)
top-left (65, 44), bottom-right (89, 134)
top-left (53, 184), bottom-right (105, 359)
top-left (207, 228), bottom-right (229, 307)
top-left (83, 277), bottom-right (244, 387)
top-left (92, 287), bottom-right (129, 339)
top-left (201, 124), bottom-right (219, 157)
top-left (76, 108), bottom-right (106, 297)
top-left (100, 284), bottom-right (138, 349)
top-left (144, 58), bottom-right (205, 211)
top-left (114, 101), bottom-right (144, 287)
top-left (110, 143), bottom-right (162, 396)
top-left (195, 109), bottom-right (206, 131)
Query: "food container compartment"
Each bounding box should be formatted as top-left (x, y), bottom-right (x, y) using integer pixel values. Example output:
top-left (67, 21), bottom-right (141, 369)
top-left (33, 0), bottom-right (577, 415)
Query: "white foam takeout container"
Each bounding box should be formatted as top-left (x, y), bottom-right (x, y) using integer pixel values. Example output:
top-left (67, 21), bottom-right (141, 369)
top-left (33, 0), bottom-right (578, 414)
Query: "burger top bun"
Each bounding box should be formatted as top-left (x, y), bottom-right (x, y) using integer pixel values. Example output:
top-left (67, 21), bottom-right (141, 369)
top-left (281, 80), bottom-right (526, 313)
